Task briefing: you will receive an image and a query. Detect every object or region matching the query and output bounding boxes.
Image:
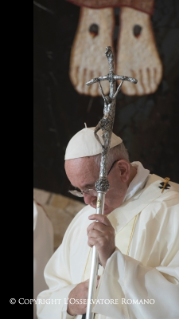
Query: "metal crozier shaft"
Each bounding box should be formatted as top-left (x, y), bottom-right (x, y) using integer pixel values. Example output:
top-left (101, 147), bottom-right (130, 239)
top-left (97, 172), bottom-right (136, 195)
top-left (85, 46), bottom-right (137, 319)
top-left (86, 47), bottom-right (116, 319)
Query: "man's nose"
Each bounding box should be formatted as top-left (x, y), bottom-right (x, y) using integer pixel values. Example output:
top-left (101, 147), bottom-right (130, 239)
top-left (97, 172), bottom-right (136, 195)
top-left (83, 194), bottom-right (97, 208)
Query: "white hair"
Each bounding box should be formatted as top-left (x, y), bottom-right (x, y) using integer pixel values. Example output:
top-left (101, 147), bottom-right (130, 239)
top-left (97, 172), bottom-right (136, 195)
top-left (93, 143), bottom-right (130, 169)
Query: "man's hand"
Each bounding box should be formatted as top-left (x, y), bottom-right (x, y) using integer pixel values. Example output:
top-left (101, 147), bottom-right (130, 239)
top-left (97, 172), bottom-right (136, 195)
top-left (67, 280), bottom-right (89, 316)
top-left (67, 277), bottom-right (100, 316)
top-left (87, 214), bottom-right (115, 268)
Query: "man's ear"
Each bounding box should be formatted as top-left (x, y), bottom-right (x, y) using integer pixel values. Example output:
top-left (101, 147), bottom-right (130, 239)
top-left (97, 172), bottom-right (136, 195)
top-left (116, 159), bottom-right (130, 183)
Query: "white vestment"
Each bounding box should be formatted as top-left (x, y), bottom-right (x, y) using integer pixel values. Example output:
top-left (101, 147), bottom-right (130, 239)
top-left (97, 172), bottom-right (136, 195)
top-left (34, 201), bottom-right (54, 319)
top-left (37, 173), bottom-right (179, 319)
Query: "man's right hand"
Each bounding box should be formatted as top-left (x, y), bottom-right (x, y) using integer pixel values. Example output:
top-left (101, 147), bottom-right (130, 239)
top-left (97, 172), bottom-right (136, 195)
top-left (67, 280), bottom-right (89, 316)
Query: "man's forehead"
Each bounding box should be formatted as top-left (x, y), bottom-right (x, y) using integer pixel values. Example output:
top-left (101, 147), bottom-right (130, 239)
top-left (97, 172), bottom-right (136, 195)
top-left (65, 157), bottom-right (99, 188)
top-left (65, 156), bottom-right (97, 169)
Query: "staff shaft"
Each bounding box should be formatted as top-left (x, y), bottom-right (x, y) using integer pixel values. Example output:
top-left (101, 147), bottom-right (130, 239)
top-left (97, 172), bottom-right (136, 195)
top-left (85, 46), bottom-right (137, 319)
top-left (86, 47), bottom-right (116, 319)
top-left (86, 192), bottom-right (105, 319)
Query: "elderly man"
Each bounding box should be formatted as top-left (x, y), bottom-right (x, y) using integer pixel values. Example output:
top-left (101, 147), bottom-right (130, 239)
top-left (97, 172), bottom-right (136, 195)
top-left (37, 127), bottom-right (179, 319)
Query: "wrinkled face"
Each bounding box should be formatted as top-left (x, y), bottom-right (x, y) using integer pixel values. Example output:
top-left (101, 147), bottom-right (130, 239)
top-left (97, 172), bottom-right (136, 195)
top-left (65, 157), bottom-right (129, 215)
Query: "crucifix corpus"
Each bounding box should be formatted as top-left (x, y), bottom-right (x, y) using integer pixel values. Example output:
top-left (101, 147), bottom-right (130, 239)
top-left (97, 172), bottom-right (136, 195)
top-left (85, 46), bottom-right (137, 319)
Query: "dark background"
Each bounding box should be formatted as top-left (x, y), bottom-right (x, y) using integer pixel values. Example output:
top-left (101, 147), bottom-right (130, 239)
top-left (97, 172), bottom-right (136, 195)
top-left (33, 0), bottom-right (179, 199)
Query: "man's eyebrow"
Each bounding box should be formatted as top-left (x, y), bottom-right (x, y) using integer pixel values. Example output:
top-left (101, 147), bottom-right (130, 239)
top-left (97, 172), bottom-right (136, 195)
top-left (70, 184), bottom-right (79, 189)
top-left (71, 183), bottom-right (94, 189)
top-left (82, 183), bottom-right (95, 189)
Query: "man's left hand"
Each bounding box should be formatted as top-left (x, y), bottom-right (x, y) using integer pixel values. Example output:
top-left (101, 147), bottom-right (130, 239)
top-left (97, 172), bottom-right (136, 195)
top-left (87, 214), bottom-right (115, 268)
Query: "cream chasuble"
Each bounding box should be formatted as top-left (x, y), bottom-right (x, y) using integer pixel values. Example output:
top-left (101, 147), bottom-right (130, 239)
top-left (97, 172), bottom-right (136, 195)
top-left (37, 172), bottom-right (179, 319)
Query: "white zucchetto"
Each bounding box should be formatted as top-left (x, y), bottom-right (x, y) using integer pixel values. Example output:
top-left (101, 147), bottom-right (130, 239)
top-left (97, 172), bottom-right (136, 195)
top-left (65, 127), bottom-right (122, 160)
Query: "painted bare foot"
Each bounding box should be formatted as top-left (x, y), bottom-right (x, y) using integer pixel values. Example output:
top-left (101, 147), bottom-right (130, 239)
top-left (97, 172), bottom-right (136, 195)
top-left (116, 7), bottom-right (163, 96)
top-left (69, 7), bottom-right (114, 96)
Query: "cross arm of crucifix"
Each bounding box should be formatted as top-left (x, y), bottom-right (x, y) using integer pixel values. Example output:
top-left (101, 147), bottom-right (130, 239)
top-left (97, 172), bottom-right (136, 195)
top-left (86, 74), bottom-right (137, 99)
top-left (86, 74), bottom-right (137, 86)
top-left (86, 74), bottom-right (137, 100)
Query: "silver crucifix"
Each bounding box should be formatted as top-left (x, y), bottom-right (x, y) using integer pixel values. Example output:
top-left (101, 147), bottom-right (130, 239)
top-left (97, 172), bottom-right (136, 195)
top-left (86, 46), bottom-right (137, 193)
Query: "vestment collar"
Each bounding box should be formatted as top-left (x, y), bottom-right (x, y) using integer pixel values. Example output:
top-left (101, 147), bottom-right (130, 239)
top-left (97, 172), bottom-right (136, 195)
top-left (107, 174), bottom-right (166, 233)
top-left (123, 161), bottom-right (150, 202)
